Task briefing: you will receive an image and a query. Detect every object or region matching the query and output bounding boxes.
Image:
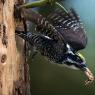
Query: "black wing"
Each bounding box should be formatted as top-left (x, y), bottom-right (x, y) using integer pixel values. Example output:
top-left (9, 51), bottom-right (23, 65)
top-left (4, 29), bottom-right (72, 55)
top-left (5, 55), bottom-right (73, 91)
top-left (47, 8), bottom-right (87, 51)
top-left (22, 8), bottom-right (64, 43)
top-left (15, 30), bottom-right (66, 62)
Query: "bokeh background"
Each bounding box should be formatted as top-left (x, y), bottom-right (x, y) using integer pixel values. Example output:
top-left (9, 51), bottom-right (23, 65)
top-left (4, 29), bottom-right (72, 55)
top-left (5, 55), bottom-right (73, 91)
top-left (27, 0), bottom-right (95, 95)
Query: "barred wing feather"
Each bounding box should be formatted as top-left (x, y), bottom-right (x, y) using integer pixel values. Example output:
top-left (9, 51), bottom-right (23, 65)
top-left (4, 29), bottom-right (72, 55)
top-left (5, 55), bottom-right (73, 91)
top-left (47, 8), bottom-right (87, 51)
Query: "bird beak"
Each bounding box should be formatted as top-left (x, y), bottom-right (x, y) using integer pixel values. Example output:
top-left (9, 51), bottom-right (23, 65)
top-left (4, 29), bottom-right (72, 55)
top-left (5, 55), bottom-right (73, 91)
top-left (84, 67), bottom-right (94, 85)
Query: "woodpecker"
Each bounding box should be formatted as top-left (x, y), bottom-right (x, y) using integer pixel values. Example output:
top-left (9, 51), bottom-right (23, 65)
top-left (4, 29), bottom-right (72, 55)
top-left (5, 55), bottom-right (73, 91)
top-left (15, 3), bottom-right (94, 85)
top-left (15, 30), bottom-right (85, 70)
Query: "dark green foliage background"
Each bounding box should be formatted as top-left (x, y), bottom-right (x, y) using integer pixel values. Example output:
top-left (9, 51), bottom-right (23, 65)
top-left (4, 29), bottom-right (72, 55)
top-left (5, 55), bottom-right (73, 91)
top-left (28, 0), bottom-right (95, 95)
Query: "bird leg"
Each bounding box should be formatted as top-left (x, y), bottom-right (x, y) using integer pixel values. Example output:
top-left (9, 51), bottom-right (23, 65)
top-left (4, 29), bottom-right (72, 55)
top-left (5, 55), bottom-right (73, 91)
top-left (84, 68), bottom-right (94, 85)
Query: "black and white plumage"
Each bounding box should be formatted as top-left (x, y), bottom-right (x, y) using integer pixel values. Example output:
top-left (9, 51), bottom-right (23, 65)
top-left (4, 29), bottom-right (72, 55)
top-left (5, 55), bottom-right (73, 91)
top-left (47, 8), bottom-right (87, 51)
top-left (16, 30), bottom-right (86, 70)
top-left (15, 7), bottom-right (87, 71)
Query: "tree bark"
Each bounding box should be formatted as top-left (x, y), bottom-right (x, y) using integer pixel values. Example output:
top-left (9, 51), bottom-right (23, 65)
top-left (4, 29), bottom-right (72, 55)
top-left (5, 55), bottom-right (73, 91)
top-left (0, 0), bottom-right (31, 95)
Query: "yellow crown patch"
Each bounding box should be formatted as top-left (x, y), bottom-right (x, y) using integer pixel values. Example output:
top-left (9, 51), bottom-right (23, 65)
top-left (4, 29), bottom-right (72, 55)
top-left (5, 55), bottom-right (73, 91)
top-left (77, 53), bottom-right (85, 60)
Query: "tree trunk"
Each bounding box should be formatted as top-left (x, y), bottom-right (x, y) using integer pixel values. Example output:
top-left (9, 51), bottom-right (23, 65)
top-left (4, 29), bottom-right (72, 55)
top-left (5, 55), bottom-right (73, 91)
top-left (0, 0), bottom-right (31, 95)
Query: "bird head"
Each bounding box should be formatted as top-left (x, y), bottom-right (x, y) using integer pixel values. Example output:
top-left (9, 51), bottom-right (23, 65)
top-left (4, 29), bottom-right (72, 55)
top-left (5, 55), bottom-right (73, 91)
top-left (63, 52), bottom-right (94, 85)
top-left (63, 52), bottom-right (87, 70)
top-left (75, 53), bottom-right (87, 70)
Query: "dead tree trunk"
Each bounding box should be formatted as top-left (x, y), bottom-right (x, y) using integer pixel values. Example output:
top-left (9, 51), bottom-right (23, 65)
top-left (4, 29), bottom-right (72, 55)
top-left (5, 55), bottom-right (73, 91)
top-left (0, 0), bottom-right (31, 95)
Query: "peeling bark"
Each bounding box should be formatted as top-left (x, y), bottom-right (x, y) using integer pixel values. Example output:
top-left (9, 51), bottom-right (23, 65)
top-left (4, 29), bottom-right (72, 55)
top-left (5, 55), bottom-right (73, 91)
top-left (0, 0), bottom-right (31, 95)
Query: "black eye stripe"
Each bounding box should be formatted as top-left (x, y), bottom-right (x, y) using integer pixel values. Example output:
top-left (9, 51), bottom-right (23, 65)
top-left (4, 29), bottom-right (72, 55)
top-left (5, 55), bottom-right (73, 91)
top-left (67, 53), bottom-right (83, 62)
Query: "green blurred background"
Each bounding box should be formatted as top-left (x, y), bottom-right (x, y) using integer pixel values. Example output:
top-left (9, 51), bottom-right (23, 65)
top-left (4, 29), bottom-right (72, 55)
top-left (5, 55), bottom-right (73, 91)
top-left (28, 0), bottom-right (95, 95)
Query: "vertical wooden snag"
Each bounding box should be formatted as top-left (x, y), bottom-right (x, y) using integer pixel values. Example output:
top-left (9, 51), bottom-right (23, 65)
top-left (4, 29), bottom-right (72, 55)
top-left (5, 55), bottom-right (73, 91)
top-left (0, 0), bottom-right (31, 95)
